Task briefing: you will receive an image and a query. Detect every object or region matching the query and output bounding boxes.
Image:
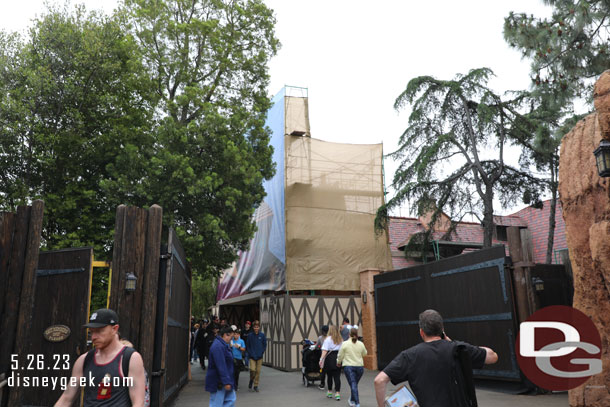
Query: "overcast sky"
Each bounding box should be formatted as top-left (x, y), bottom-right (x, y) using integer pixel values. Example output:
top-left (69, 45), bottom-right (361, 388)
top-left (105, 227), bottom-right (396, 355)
top-left (2, 1), bottom-right (553, 216)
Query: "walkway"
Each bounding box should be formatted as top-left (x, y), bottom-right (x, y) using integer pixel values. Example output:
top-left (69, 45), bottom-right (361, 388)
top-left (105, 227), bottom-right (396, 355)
top-left (169, 362), bottom-right (568, 407)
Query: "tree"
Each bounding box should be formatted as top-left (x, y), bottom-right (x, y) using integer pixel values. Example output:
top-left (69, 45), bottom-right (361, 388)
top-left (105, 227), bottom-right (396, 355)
top-left (104, 0), bottom-right (279, 276)
top-left (0, 1), bottom-right (279, 279)
top-left (504, 0), bottom-right (609, 263)
top-left (376, 68), bottom-right (540, 248)
top-left (0, 5), bottom-right (155, 255)
top-left (504, 0), bottom-right (610, 105)
top-left (191, 274), bottom-right (217, 318)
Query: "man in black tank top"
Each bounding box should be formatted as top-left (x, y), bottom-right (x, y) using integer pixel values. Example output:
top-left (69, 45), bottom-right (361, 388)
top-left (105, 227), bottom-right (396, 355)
top-left (54, 308), bottom-right (146, 407)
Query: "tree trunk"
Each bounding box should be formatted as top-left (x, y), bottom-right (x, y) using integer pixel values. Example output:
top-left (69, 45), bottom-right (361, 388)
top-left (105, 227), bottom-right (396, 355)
top-left (545, 178), bottom-right (558, 264)
top-left (482, 190), bottom-right (495, 248)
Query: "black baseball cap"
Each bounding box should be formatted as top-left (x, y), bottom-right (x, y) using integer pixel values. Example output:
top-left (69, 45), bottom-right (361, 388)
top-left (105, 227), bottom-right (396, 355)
top-left (84, 308), bottom-right (119, 328)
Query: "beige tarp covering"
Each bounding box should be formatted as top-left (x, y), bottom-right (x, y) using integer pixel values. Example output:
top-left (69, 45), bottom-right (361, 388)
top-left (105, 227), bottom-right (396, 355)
top-left (285, 136), bottom-right (392, 290)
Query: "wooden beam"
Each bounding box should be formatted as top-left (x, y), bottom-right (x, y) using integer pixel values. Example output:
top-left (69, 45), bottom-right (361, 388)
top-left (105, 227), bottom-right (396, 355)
top-left (507, 226), bottom-right (536, 324)
top-left (9, 200), bottom-right (44, 406)
top-left (139, 205), bottom-right (163, 373)
top-left (0, 206), bottom-right (30, 381)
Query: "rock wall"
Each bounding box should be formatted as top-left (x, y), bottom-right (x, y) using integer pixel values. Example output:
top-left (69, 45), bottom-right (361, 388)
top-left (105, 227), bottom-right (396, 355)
top-left (558, 71), bottom-right (610, 407)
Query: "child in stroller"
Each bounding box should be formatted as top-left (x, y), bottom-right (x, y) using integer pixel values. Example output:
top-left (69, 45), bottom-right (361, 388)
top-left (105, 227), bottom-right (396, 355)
top-left (301, 339), bottom-right (322, 387)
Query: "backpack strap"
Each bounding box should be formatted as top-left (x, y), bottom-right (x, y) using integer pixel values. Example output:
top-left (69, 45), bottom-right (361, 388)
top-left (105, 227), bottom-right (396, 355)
top-left (122, 346), bottom-right (136, 377)
top-left (83, 349), bottom-right (96, 371)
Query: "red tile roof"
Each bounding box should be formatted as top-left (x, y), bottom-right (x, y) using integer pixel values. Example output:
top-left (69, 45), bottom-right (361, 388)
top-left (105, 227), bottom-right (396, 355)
top-left (388, 199), bottom-right (567, 269)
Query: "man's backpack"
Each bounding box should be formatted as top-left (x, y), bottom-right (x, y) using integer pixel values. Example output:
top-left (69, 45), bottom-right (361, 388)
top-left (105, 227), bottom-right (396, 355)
top-left (450, 342), bottom-right (478, 407)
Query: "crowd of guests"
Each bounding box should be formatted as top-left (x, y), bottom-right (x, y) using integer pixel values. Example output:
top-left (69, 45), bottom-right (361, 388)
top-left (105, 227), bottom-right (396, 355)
top-left (316, 317), bottom-right (366, 407)
top-left (190, 316), bottom-right (267, 407)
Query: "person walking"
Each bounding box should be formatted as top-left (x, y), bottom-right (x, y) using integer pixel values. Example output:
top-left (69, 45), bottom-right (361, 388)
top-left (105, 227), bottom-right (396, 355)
top-left (206, 325), bottom-right (236, 407)
top-left (54, 308), bottom-right (146, 407)
top-left (191, 323), bottom-right (200, 364)
top-left (242, 321), bottom-right (252, 368)
top-left (318, 325), bottom-right (343, 400)
top-left (340, 317), bottom-right (352, 342)
top-left (230, 329), bottom-right (246, 391)
top-left (337, 328), bottom-right (367, 407)
top-left (194, 321), bottom-right (209, 370)
top-left (315, 325), bottom-right (329, 390)
top-left (245, 320), bottom-right (267, 392)
top-left (374, 309), bottom-right (498, 407)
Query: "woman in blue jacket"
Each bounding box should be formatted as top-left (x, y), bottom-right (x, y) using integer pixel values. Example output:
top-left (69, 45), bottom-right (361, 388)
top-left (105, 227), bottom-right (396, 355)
top-left (205, 325), bottom-right (236, 407)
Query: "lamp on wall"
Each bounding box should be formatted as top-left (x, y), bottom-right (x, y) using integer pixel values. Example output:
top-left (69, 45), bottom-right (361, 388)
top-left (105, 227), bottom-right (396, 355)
top-left (362, 291), bottom-right (367, 304)
top-left (594, 139), bottom-right (610, 177)
top-left (125, 272), bottom-right (137, 292)
top-left (532, 277), bottom-right (545, 292)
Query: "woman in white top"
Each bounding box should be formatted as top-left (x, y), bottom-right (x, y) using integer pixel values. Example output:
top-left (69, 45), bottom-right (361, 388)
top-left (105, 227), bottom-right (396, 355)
top-left (318, 325), bottom-right (343, 400)
top-left (337, 328), bottom-right (367, 407)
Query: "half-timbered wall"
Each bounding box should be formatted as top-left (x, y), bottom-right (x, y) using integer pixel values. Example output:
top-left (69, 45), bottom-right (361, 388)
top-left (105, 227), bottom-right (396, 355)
top-left (261, 294), bottom-right (361, 371)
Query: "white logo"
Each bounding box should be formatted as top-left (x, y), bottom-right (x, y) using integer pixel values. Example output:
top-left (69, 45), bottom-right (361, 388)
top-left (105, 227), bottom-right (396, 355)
top-left (519, 321), bottom-right (602, 378)
top-left (90, 313), bottom-right (98, 320)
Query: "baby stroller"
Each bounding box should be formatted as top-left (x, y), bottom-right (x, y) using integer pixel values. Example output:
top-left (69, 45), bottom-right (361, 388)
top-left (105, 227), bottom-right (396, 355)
top-left (301, 339), bottom-right (322, 387)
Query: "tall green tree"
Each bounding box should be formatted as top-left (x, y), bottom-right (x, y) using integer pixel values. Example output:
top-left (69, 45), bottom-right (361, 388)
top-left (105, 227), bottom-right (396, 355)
top-left (0, 1), bottom-right (279, 279)
top-left (105, 0), bottom-right (279, 276)
top-left (0, 5), bottom-right (154, 255)
top-left (504, 0), bottom-right (608, 263)
top-left (376, 68), bottom-right (540, 248)
top-left (504, 0), bottom-right (610, 104)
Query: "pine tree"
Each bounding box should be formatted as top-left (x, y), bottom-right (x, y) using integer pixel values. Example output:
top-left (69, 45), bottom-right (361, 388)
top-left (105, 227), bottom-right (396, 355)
top-left (504, 0), bottom-right (610, 104)
top-left (504, 0), bottom-right (609, 262)
top-left (376, 68), bottom-right (541, 249)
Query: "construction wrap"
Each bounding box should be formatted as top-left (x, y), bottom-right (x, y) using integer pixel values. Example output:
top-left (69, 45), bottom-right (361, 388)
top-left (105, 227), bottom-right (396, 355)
top-left (217, 90), bottom-right (287, 301)
top-left (285, 136), bottom-right (392, 290)
top-left (217, 88), bottom-right (392, 300)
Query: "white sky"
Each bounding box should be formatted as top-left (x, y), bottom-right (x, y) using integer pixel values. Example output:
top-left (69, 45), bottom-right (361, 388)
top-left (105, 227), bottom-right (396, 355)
top-left (1, 0), bottom-right (553, 216)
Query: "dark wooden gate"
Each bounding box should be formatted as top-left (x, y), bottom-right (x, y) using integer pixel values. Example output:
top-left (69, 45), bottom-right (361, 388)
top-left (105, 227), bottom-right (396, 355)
top-left (374, 246), bottom-right (520, 380)
top-left (19, 247), bottom-right (93, 406)
top-left (152, 228), bottom-right (191, 406)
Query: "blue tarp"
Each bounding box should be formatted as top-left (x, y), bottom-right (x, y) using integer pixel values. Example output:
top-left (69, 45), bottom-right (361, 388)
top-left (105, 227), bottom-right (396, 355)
top-left (217, 89), bottom-right (286, 300)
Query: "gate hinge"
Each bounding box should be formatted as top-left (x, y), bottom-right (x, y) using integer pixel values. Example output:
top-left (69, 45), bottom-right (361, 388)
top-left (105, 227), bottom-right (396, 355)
top-left (151, 369), bottom-right (165, 377)
top-left (160, 253), bottom-right (172, 260)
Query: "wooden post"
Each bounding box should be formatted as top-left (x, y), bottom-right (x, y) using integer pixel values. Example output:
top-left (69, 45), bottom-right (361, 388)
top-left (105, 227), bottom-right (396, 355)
top-left (360, 268), bottom-right (384, 370)
top-left (507, 227), bottom-right (536, 324)
top-left (9, 201), bottom-right (44, 405)
top-left (139, 205), bottom-right (163, 373)
top-left (109, 205), bottom-right (126, 312)
top-left (0, 206), bottom-right (30, 380)
top-left (110, 205), bottom-right (148, 348)
top-left (0, 212), bottom-right (16, 338)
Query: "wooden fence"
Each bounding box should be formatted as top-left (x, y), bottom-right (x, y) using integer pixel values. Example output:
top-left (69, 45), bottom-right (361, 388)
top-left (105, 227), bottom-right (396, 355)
top-left (109, 206), bottom-right (191, 407)
top-left (0, 201), bottom-right (45, 406)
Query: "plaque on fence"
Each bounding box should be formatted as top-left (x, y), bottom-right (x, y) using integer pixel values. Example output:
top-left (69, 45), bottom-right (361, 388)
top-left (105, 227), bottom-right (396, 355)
top-left (43, 324), bottom-right (71, 343)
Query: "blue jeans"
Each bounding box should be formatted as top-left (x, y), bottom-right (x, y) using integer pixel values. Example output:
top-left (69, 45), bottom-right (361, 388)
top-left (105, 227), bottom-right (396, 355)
top-left (343, 366), bottom-right (364, 405)
top-left (209, 388), bottom-right (236, 407)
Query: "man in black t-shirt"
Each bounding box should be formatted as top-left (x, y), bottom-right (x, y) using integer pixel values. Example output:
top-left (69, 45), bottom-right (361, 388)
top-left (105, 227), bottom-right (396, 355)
top-left (374, 309), bottom-right (498, 407)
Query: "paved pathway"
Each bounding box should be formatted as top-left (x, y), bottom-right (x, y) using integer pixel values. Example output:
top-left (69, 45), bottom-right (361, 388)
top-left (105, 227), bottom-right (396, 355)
top-left (170, 362), bottom-right (568, 407)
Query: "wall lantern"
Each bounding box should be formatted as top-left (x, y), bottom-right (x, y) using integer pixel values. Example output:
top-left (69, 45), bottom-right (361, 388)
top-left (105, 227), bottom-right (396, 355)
top-left (532, 277), bottom-right (545, 292)
top-left (362, 291), bottom-right (367, 304)
top-left (594, 139), bottom-right (610, 177)
top-left (125, 272), bottom-right (137, 292)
